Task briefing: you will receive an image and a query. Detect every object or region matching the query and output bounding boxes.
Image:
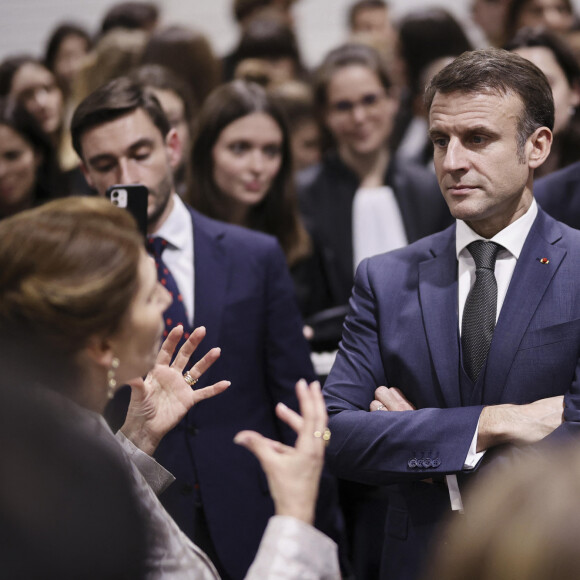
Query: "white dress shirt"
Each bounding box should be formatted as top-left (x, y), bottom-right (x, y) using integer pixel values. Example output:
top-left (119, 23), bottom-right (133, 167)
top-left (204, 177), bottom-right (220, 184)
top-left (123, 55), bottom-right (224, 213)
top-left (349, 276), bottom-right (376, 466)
top-left (154, 194), bottom-right (195, 326)
top-left (447, 199), bottom-right (538, 510)
top-left (352, 186), bottom-right (408, 273)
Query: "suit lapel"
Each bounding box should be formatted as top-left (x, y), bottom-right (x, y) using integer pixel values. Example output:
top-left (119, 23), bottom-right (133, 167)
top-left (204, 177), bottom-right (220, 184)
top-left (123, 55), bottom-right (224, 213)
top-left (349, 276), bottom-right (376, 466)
top-left (483, 210), bottom-right (566, 403)
top-left (190, 209), bottom-right (229, 354)
top-left (418, 227), bottom-right (462, 408)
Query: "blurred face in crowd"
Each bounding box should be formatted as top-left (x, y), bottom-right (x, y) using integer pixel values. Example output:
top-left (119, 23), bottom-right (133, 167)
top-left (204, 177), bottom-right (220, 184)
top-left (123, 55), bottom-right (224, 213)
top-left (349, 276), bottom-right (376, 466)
top-left (516, 0), bottom-right (575, 33)
top-left (10, 63), bottom-right (63, 136)
top-left (351, 5), bottom-right (396, 47)
top-left (53, 33), bottom-right (90, 89)
top-left (211, 112), bottom-right (283, 221)
top-left (291, 119), bottom-right (321, 171)
top-left (150, 87), bottom-right (190, 169)
top-left (324, 64), bottom-right (397, 161)
top-left (0, 124), bottom-right (40, 217)
top-left (80, 108), bottom-right (181, 233)
top-left (472, 0), bottom-right (512, 45)
top-left (513, 45), bottom-right (580, 134)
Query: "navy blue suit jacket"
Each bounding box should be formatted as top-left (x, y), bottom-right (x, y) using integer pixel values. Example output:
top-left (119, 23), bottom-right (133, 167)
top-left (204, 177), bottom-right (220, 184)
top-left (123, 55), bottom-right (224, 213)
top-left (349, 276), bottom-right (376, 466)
top-left (324, 208), bottom-right (580, 578)
top-left (155, 207), bottom-right (321, 579)
top-left (535, 160), bottom-right (580, 230)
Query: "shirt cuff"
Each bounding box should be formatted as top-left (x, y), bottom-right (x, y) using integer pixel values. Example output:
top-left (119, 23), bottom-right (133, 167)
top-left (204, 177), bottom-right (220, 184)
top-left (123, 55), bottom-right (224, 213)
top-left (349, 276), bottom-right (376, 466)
top-left (464, 419), bottom-right (485, 469)
top-left (115, 430), bottom-right (175, 495)
top-left (247, 516), bottom-right (341, 580)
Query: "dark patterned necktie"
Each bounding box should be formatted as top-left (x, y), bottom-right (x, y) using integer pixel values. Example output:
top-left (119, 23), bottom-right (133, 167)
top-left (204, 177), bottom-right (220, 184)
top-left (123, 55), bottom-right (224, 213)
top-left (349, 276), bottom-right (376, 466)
top-left (461, 240), bottom-right (501, 382)
top-left (146, 236), bottom-right (189, 341)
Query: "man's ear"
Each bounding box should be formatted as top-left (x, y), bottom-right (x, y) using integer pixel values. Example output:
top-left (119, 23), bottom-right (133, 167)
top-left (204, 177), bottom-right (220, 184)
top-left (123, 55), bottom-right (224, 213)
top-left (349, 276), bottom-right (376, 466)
top-left (80, 161), bottom-right (96, 188)
top-left (84, 334), bottom-right (115, 370)
top-left (527, 126), bottom-right (553, 170)
top-left (165, 128), bottom-right (182, 170)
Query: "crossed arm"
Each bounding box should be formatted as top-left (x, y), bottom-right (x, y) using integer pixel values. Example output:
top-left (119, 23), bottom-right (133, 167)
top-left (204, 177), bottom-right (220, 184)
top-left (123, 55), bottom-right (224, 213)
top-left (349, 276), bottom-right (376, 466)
top-left (370, 385), bottom-right (565, 453)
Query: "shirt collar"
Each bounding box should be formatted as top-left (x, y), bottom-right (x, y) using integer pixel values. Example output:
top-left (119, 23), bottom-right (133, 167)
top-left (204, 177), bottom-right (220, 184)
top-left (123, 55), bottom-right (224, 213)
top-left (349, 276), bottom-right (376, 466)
top-left (456, 198), bottom-right (538, 260)
top-left (154, 194), bottom-right (190, 251)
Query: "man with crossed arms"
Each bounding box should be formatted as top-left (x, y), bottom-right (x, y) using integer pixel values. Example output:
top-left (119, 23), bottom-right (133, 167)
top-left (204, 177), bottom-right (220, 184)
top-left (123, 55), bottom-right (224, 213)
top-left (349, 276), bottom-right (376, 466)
top-left (324, 48), bottom-right (580, 580)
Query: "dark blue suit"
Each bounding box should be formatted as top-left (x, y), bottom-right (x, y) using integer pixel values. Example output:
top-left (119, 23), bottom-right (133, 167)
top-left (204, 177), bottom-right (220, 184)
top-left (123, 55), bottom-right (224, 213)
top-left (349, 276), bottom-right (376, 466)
top-left (535, 161), bottom-right (580, 230)
top-left (154, 208), bottom-right (335, 579)
top-left (324, 208), bottom-right (580, 579)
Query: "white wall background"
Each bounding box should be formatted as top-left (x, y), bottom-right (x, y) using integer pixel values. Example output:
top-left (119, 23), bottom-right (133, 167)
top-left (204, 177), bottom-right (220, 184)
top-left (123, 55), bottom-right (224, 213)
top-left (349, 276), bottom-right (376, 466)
top-left (1, 0), bottom-right (579, 67)
top-left (0, 0), bottom-right (476, 66)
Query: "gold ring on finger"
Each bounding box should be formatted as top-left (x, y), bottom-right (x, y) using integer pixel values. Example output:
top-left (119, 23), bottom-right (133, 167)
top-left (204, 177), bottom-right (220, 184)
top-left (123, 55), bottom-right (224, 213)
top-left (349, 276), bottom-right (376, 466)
top-left (183, 372), bottom-right (198, 387)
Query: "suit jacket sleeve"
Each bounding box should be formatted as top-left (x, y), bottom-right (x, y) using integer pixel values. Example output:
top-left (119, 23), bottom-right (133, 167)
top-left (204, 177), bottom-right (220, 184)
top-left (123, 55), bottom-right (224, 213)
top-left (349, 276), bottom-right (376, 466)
top-left (323, 256), bottom-right (484, 486)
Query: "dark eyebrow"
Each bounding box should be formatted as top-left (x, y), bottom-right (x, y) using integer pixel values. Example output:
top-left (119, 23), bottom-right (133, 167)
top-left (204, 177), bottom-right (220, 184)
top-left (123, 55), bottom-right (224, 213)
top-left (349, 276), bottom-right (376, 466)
top-left (86, 138), bottom-right (155, 167)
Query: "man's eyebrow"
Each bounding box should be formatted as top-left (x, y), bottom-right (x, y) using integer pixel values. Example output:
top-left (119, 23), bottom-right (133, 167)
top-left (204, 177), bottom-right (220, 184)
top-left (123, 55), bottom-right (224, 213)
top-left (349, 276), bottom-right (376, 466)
top-left (86, 138), bottom-right (155, 166)
top-left (128, 138), bottom-right (155, 153)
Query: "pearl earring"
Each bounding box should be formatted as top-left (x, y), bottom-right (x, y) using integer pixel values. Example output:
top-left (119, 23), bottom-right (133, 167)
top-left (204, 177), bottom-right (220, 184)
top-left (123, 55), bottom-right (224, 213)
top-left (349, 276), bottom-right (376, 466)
top-left (107, 357), bottom-right (120, 399)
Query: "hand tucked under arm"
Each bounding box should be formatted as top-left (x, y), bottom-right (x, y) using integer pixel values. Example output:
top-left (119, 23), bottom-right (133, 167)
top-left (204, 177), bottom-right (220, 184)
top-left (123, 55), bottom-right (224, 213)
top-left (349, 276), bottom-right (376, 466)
top-left (477, 395), bottom-right (564, 452)
top-left (121, 325), bottom-right (230, 456)
top-left (370, 385), bottom-right (416, 412)
top-left (234, 380), bottom-right (327, 525)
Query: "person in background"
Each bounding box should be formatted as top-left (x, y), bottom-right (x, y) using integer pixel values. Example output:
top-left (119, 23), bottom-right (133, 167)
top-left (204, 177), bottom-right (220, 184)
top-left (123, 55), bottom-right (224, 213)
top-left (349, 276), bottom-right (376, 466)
top-left (347, 0), bottom-right (397, 70)
top-left (505, 26), bottom-right (580, 177)
top-left (0, 99), bottom-right (63, 219)
top-left (534, 159), bottom-right (580, 229)
top-left (228, 16), bottom-right (307, 87)
top-left (44, 22), bottom-right (92, 99)
top-left (471, 0), bottom-right (513, 47)
top-left (0, 55), bottom-right (81, 192)
top-left (70, 77), bottom-right (343, 580)
top-left (269, 80), bottom-right (322, 173)
top-left (0, 195), bottom-right (340, 580)
top-left (188, 79), bottom-right (329, 320)
top-left (133, 64), bottom-right (197, 197)
top-left (391, 8), bottom-right (474, 162)
top-left (298, 43), bottom-right (451, 349)
top-left (141, 26), bottom-right (221, 110)
top-left (505, 0), bottom-right (578, 40)
top-left (100, 1), bottom-right (160, 36)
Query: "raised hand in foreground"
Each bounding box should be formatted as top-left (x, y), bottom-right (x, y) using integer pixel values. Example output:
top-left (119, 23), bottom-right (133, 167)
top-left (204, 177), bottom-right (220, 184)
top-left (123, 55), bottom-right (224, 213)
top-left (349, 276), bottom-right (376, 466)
top-left (234, 380), bottom-right (328, 525)
top-left (122, 325), bottom-right (230, 455)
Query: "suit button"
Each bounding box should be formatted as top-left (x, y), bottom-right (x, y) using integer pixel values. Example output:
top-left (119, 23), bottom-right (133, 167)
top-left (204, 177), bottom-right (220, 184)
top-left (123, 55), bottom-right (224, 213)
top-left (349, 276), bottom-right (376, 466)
top-left (181, 483), bottom-right (193, 496)
top-left (416, 459), bottom-right (424, 468)
top-left (187, 425), bottom-right (199, 436)
top-left (432, 458), bottom-right (441, 467)
top-left (423, 458), bottom-right (432, 468)
top-left (408, 458), bottom-right (417, 468)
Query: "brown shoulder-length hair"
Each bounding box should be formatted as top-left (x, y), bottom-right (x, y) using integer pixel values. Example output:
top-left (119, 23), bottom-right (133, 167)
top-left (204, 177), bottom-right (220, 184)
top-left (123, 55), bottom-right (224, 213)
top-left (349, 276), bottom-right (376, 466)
top-left (189, 79), bottom-right (310, 266)
top-left (0, 197), bottom-right (143, 391)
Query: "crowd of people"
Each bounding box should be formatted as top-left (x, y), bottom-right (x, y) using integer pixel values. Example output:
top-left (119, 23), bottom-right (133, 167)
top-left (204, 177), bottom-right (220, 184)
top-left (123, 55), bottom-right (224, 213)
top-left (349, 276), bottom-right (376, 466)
top-left (2, 0), bottom-right (580, 579)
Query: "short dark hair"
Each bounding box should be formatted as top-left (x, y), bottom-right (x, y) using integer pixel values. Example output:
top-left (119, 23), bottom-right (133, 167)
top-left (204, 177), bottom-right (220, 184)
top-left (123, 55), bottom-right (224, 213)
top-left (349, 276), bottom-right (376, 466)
top-left (425, 48), bottom-right (555, 153)
top-left (101, 1), bottom-right (159, 35)
top-left (71, 76), bottom-right (170, 159)
top-left (504, 27), bottom-right (580, 88)
top-left (131, 64), bottom-right (197, 124)
top-left (348, 0), bottom-right (388, 29)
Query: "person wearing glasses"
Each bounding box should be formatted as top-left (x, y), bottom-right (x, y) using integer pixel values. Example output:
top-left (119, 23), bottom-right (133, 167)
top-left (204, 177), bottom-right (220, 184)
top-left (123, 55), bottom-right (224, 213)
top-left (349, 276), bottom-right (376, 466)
top-left (296, 43), bottom-right (452, 352)
top-left (295, 41), bottom-right (452, 578)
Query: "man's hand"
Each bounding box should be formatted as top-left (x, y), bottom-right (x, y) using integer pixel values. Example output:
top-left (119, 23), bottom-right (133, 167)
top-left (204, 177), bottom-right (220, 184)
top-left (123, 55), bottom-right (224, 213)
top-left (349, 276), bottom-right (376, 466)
top-left (370, 386), bottom-right (416, 412)
top-left (121, 326), bottom-right (230, 455)
top-left (477, 395), bottom-right (564, 452)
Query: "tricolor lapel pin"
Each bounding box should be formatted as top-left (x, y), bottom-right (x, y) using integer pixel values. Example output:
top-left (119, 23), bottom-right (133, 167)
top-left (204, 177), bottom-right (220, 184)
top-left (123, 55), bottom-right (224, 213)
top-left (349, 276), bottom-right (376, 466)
top-left (538, 257), bottom-right (550, 264)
